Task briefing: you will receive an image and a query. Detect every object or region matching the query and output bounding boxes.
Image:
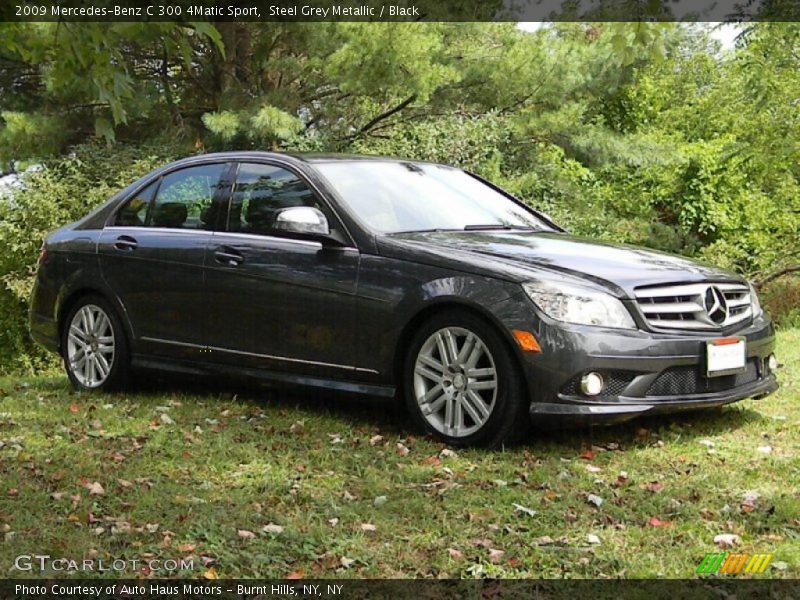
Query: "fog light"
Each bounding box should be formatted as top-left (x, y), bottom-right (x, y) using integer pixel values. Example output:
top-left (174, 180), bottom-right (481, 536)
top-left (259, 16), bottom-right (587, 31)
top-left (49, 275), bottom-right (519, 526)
top-left (580, 372), bottom-right (605, 396)
top-left (768, 354), bottom-right (778, 371)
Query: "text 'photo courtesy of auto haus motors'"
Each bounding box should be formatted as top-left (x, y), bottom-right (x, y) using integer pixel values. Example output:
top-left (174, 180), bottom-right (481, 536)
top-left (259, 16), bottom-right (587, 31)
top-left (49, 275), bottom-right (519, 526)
top-left (29, 152), bottom-right (779, 447)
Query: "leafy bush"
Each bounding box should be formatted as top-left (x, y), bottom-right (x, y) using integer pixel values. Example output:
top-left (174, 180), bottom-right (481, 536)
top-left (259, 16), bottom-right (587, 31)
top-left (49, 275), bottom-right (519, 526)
top-left (761, 276), bottom-right (800, 328)
top-left (0, 142), bottom-right (188, 372)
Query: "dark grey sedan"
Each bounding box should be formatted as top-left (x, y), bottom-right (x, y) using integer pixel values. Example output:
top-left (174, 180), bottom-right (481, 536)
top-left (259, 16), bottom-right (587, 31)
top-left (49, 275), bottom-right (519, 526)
top-left (30, 152), bottom-right (778, 446)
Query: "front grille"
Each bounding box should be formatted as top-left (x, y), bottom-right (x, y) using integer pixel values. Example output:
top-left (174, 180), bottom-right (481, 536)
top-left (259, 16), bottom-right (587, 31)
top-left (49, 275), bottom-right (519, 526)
top-left (560, 371), bottom-right (636, 398)
top-left (634, 282), bottom-right (752, 331)
top-left (647, 359), bottom-right (759, 397)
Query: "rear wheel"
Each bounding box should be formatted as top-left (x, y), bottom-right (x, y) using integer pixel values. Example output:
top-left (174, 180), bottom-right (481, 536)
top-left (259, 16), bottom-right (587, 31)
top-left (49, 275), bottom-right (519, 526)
top-left (404, 310), bottom-right (529, 447)
top-left (61, 295), bottom-right (129, 391)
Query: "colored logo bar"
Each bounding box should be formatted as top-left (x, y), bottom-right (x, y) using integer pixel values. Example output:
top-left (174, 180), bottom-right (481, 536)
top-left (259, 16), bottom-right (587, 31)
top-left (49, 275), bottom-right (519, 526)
top-left (696, 553), bottom-right (772, 574)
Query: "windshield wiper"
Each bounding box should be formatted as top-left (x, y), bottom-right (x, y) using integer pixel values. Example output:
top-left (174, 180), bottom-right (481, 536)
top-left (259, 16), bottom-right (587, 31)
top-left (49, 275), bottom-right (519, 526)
top-left (389, 227), bottom-right (462, 234)
top-left (463, 224), bottom-right (538, 231)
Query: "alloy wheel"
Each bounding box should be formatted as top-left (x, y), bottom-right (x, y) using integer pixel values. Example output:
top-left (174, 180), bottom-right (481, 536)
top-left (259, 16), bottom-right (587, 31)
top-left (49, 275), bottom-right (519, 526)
top-left (413, 326), bottom-right (498, 437)
top-left (66, 304), bottom-right (116, 388)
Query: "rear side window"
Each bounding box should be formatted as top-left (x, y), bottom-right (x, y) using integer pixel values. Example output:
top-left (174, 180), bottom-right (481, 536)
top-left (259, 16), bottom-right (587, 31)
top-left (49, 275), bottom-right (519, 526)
top-left (151, 164), bottom-right (228, 229)
top-left (115, 182), bottom-right (157, 226)
top-left (229, 163), bottom-right (323, 235)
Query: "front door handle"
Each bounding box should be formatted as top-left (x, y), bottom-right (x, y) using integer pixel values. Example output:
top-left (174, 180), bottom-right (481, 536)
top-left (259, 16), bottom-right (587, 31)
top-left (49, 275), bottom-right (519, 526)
top-left (114, 235), bottom-right (138, 251)
top-left (214, 246), bottom-right (244, 267)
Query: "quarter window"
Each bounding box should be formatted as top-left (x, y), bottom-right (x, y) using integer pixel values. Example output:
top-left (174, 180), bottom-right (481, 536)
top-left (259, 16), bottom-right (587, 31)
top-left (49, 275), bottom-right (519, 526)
top-left (115, 182), bottom-right (157, 226)
top-left (150, 163), bottom-right (228, 229)
top-left (229, 163), bottom-right (323, 235)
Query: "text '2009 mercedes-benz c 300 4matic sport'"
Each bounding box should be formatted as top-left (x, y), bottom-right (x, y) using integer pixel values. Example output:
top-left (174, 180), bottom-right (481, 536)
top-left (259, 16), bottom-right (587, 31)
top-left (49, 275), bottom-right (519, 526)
top-left (30, 153), bottom-right (778, 447)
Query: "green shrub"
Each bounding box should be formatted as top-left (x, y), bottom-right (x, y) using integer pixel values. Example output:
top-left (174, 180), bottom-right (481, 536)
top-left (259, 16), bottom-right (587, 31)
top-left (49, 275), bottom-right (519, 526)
top-left (761, 275), bottom-right (800, 328)
top-left (0, 142), bottom-right (189, 372)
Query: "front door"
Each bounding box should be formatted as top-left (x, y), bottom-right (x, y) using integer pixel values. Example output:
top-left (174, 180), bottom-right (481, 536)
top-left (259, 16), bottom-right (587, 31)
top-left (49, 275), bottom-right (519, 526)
top-left (203, 162), bottom-right (360, 379)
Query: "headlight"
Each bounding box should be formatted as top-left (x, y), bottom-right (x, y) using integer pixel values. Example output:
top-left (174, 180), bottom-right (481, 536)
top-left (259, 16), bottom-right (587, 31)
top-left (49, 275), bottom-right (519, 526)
top-left (522, 281), bottom-right (636, 330)
top-left (748, 282), bottom-right (763, 318)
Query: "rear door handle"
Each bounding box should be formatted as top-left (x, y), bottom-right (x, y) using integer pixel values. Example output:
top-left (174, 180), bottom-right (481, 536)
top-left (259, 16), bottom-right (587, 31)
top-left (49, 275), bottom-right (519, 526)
top-left (214, 246), bottom-right (244, 267)
top-left (114, 235), bottom-right (138, 251)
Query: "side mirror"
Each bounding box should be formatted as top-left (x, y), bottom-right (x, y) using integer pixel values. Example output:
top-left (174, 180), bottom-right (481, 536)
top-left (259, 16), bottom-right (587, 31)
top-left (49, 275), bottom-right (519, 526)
top-left (274, 206), bottom-right (330, 236)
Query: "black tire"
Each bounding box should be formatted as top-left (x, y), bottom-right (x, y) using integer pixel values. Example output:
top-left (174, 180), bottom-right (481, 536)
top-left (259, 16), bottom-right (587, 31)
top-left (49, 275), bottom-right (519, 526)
top-left (61, 294), bottom-right (130, 392)
top-left (403, 309), bottom-right (530, 448)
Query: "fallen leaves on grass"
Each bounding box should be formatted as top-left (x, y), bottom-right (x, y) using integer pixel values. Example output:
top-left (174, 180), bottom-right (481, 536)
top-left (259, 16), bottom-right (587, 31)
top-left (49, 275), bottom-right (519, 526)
top-left (84, 482), bottom-right (104, 496)
top-left (369, 435), bottom-right (383, 446)
top-left (396, 442), bottom-right (410, 456)
top-left (373, 495), bottom-right (388, 507)
top-left (586, 494), bottom-right (603, 507)
top-left (741, 491), bottom-right (760, 513)
top-left (714, 533), bottom-right (741, 548)
top-left (644, 481), bottom-right (664, 493)
top-left (419, 455), bottom-right (442, 466)
top-left (237, 530), bottom-right (256, 540)
top-left (448, 548), bottom-right (463, 559)
top-left (648, 517), bottom-right (673, 527)
top-left (587, 534), bottom-right (601, 545)
top-left (286, 569), bottom-right (304, 579)
top-left (488, 549), bottom-right (505, 564)
top-left (512, 503), bottom-right (537, 517)
top-left (262, 523), bottom-right (284, 534)
top-left (360, 523), bottom-right (377, 532)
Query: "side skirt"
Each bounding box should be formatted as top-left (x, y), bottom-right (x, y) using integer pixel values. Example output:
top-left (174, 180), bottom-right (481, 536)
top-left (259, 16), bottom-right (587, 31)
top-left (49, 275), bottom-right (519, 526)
top-left (131, 355), bottom-right (396, 398)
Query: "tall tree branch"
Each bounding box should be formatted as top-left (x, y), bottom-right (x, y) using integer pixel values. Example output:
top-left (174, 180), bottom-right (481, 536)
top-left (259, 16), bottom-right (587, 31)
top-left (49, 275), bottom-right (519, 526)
top-left (355, 94), bottom-right (417, 137)
top-left (754, 265), bottom-right (800, 289)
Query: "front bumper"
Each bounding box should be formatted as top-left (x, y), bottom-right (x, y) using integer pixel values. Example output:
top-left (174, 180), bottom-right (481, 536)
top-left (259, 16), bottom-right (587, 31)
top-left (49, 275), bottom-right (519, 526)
top-left (504, 307), bottom-right (778, 426)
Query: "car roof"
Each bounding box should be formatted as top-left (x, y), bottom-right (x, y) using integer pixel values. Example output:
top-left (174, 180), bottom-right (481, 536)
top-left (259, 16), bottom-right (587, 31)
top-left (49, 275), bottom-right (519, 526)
top-left (176, 151), bottom-right (443, 166)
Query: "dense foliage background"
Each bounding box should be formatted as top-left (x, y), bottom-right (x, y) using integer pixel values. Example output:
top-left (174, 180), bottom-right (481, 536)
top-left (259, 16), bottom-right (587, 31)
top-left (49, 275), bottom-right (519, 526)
top-left (0, 22), bottom-right (798, 371)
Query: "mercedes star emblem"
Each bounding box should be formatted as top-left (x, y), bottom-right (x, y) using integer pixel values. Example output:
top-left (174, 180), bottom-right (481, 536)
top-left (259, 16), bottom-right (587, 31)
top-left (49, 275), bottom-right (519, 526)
top-left (704, 285), bottom-right (729, 325)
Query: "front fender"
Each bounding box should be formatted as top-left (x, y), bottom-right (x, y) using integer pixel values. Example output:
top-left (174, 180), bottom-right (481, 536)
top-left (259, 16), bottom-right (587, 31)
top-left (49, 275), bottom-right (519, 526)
top-left (355, 254), bottom-right (525, 382)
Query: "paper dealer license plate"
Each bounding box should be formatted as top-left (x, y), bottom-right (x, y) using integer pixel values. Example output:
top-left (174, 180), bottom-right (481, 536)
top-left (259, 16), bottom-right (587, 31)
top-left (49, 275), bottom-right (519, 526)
top-left (706, 337), bottom-right (746, 377)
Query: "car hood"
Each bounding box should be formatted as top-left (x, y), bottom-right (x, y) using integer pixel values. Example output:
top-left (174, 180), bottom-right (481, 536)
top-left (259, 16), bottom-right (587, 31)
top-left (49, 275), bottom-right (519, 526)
top-left (387, 230), bottom-right (743, 296)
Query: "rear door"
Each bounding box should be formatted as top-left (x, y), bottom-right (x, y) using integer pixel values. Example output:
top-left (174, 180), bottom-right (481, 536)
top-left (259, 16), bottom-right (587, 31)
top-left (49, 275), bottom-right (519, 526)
top-left (204, 161), bottom-right (362, 379)
top-left (98, 162), bottom-right (231, 361)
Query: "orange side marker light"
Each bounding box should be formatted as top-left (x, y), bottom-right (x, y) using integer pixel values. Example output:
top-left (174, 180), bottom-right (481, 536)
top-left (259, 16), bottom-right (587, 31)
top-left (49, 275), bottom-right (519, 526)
top-left (512, 330), bottom-right (541, 353)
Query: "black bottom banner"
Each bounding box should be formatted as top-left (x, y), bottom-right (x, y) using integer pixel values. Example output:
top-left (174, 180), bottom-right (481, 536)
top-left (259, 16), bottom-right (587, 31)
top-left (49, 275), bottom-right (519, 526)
top-left (1, 579), bottom-right (799, 600)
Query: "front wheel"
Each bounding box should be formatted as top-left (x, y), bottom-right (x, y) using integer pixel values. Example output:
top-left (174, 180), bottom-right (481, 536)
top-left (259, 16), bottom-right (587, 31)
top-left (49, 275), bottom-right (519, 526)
top-left (61, 295), bottom-right (129, 391)
top-left (403, 310), bottom-right (529, 447)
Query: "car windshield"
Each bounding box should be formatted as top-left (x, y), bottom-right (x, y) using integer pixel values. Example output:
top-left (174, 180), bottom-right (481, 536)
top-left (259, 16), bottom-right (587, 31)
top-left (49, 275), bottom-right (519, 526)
top-left (314, 161), bottom-right (555, 234)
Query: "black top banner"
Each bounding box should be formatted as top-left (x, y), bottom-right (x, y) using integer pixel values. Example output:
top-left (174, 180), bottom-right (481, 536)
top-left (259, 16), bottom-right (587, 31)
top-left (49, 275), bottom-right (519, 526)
top-left (1, 579), bottom-right (800, 600)
top-left (3, 0), bottom-right (800, 22)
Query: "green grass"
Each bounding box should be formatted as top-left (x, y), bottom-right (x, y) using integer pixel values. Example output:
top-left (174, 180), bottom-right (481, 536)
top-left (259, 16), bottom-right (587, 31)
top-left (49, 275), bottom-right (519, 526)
top-left (1, 331), bottom-right (798, 579)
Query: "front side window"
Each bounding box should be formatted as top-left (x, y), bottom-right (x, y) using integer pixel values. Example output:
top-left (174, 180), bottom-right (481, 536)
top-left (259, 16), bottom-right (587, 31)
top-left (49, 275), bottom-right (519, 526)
top-left (229, 163), bottom-right (324, 235)
top-left (314, 161), bottom-right (554, 234)
top-left (150, 163), bottom-right (228, 229)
